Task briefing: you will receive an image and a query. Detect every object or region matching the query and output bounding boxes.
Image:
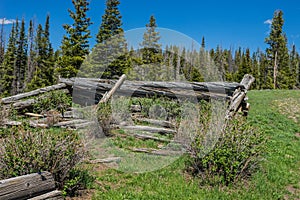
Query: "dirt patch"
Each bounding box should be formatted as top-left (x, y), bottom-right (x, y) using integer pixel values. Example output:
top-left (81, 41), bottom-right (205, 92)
top-left (295, 133), bottom-right (300, 138)
top-left (273, 98), bottom-right (300, 123)
top-left (285, 184), bottom-right (300, 200)
top-left (66, 189), bottom-right (95, 200)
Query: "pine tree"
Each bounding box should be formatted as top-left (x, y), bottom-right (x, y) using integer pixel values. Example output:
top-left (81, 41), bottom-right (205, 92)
top-left (0, 21), bottom-right (5, 65)
top-left (265, 10), bottom-right (290, 89)
top-left (84, 0), bottom-right (128, 79)
top-left (26, 20), bottom-right (36, 83)
top-left (0, 24), bottom-right (16, 96)
top-left (13, 18), bottom-right (27, 94)
top-left (236, 48), bottom-right (252, 81)
top-left (140, 15), bottom-right (162, 64)
top-left (132, 15), bottom-right (164, 81)
top-left (289, 44), bottom-right (299, 87)
top-left (27, 15), bottom-right (55, 91)
top-left (96, 0), bottom-right (123, 43)
top-left (201, 36), bottom-right (205, 49)
top-left (224, 48), bottom-right (235, 81)
top-left (56, 0), bottom-right (92, 78)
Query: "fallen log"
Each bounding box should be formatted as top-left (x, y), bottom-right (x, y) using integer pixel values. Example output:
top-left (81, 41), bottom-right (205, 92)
top-left (25, 113), bottom-right (44, 118)
top-left (89, 157), bottom-right (121, 164)
top-left (120, 125), bottom-right (176, 135)
top-left (133, 118), bottom-right (175, 129)
top-left (0, 171), bottom-right (62, 200)
top-left (3, 120), bottom-right (22, 126)
top-left (8, 89), bottom-right (69, 110)
top-left (60, 78), bottom-right (241, 105)
top-left (0, 83), bottom-right (67, 104)
top-left (129, 147), bottom-right (183, 156)
top-left (13, 99), bottom-right (36, 110)
top-left (53, 119), bottom-right (89, 128)
top-left (28, 190), bottom-right (63, 200)
top-left (133, 133), bottom-right (173, 143)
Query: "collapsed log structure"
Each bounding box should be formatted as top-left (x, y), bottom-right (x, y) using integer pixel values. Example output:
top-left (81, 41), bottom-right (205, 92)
top-left (61, 77), bottom-right (243, 105)
top-left (0, 74), bottom-right (254, 128)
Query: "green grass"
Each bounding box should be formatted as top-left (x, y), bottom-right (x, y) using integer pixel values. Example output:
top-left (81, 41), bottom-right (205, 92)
top-left (90, 90), bottom-right (300, 200)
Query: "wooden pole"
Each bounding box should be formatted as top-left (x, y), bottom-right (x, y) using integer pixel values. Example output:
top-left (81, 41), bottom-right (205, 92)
top-left (99, 74), bottom-right (127, 104)
top-left (94, 74), bottom-right (127, 112)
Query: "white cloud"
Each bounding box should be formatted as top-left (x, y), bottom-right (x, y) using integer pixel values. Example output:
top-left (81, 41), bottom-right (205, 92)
top-left (0, 18), bottom-right (18, 25)
top-left (264, 19), bottom-right (272, 25)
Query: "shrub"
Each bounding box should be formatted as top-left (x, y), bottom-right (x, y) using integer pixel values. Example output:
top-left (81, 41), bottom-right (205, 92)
top-left (33, 90), bottom-right (72, 114)
top-left (97, 102), bottom-right (113, 136)
top-left (187, 117), bottom-right (266, 186)
top-left (0, 126), bottom-right (86, 190)
top-left (62, 167), bottom-right (95, 197)
top-left (0, 105), bottom-right (9, 126)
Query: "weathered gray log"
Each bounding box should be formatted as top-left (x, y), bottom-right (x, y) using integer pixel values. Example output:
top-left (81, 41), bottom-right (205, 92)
top-left (130, 147), bottom-right (157, 153)
top-left (133, 133), bottom-right (173, 143)
top-left (53, 119), bottom-right (89, 128)
top-left (28, 190), bottom-right (63, 200)
top-left (60, 78), bottom-right (241, 105)
top-left (120, 125), bottom-right (176, 135)
top-left (25, 113), bottom-right (44, 118)
top-left (12, 99), bottom-right (36, 110)
top-left (89, 157), bottom-right (121, 164)
top-left (0, 171), bottom-right (59, 200)
top-left (133, 118), bottom-right (175, 128)
top-left (9, 89), bottom-right (69, 110)
top-left (65, 77), bottom-right (240, 95)
top-left (1, 83), bottom-right (67, 104)
top-left (225, 74), bottom-right (255, 119)
top-left (29, 121), bottom-right (49, 129)
top-left (3, 120), bottom-right (22, 126)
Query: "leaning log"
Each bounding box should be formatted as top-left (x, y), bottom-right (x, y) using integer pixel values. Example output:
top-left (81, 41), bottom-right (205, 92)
top-left (225, 74), bottom-right (255, 119)
top-left (0, 83), bottom-right (67, 104)
top-left (98, 74), bottom-right (126, 104)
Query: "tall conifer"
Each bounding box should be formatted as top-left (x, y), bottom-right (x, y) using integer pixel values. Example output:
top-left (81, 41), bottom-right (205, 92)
top-left (0, 24), bottom-right (16, 96)
top-left (57, 0), bottom-right (92, 78)
top-left (83, 0), bottom-right (127, 78)
top-left (265, 10), bottom-right (290, 89)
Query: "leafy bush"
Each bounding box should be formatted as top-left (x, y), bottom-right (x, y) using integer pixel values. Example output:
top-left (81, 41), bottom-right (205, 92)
top-left (187, 117), bottom-right (266, 186)
top-left (33, 90), bottom-right (72, 114)
top-left (97, 102), bottom-right (113, 136)
top-left (62, 167), bottom-right (95, 197)
top-left (0, 126), bottom-right (86, 190)
top-left (130, 97), bottom-right (181, 120)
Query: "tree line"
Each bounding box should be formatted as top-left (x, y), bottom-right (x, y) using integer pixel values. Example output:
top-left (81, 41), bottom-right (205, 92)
top-left (0, 0), bottom-right (299, 97)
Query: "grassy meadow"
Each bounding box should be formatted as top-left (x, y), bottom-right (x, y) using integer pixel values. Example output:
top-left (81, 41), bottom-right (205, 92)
top-left (88, 90), bottom-right (300, 200)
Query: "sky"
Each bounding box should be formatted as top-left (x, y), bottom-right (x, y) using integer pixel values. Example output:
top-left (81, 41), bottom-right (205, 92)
top-left (1, 0), bottom-right (300, 52)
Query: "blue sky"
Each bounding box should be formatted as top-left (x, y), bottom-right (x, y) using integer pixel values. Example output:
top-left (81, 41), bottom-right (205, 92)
top-left (1, 0), bottom-right (300, 52)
